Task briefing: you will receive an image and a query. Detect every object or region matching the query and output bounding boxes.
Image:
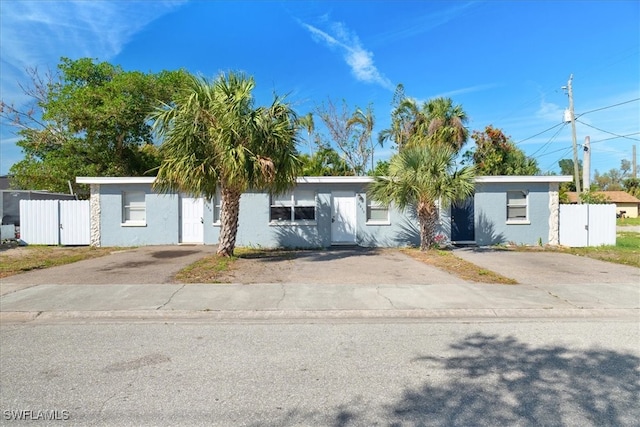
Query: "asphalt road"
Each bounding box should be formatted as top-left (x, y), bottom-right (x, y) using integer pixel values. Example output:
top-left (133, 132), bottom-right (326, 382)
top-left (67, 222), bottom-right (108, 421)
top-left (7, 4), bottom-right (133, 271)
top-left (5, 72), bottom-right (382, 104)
top-left (1, 319), bottom-right (638, 426)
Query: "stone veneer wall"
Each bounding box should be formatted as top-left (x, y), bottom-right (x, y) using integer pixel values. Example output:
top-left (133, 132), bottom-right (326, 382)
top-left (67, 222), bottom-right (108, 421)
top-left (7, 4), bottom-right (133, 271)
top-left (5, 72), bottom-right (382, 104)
top-left (548, 182), bottom-right (560, 245)
top-left (89, 184), bottom-right (101, 247)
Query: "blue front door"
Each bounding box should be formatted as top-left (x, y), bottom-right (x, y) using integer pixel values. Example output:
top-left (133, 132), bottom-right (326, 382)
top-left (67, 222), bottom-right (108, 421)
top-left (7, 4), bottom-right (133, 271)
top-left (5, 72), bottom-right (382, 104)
top-left (451, 197), bottom-right (474, 242)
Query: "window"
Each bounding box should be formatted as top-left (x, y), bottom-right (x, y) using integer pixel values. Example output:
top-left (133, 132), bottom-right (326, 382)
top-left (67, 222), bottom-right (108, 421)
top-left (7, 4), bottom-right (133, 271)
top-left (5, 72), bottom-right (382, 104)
top-left (212, 192), bottom-right (222, 224)
top-left (270, 190), bottom-right (316, 222)
top-left (507, 191), bottom-right (527, 222)
top-left (122, 191), bottom-right (146, 225)
top-left (366, 199), bottom-right (389, 224)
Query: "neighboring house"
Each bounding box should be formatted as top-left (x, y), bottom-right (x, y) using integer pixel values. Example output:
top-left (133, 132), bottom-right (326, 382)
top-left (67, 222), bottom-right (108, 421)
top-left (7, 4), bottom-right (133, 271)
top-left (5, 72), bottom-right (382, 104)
top-left (566, 191), bottom-right (640, 218)
top-left (76, 175), bottom-right (572, 248)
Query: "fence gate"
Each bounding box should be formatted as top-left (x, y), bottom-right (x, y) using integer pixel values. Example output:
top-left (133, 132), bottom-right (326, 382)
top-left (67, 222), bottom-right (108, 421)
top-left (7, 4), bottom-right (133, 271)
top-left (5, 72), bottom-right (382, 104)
top-left (20, 200), bottom-right (90, 245)
top-left (559, 204), bottom-right (616, 247)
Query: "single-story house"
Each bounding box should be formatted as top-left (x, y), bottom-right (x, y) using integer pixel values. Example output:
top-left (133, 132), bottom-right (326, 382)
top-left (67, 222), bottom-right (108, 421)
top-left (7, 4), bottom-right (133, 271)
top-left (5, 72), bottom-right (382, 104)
top-left (566, 191), bottom-right (640, 218)
top-left (76, 175), bottom-right (572, 248)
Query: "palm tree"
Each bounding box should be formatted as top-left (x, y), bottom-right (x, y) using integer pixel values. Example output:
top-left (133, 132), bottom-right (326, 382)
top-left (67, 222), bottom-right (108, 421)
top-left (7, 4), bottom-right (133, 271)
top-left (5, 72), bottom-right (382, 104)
top-left (297, 113), bottom-right (315, 155)
top-left (346, 104), bottom-right (376, 173)
top-left (368, 144), bottom-right (475, 250)
top-left (378, 93), bottom-right (468, 153)
top-left (424, 97), bottom-right (468, 152)
top-left (149, 72), bottom-right (299, 257)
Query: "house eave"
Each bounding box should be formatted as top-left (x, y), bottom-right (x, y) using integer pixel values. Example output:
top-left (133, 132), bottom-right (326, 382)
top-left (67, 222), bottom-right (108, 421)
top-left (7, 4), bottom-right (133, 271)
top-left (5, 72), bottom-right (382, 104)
top-left (474, 175), bottom-right (573, 183)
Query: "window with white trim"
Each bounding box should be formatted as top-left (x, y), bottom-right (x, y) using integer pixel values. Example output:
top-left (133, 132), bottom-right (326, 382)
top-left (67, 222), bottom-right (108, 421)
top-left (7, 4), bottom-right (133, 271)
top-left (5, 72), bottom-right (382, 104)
top-left (270, 190), bottom-right (316, 222)
top-left (366, 199), bottom-right (389, 224)
top-left (506, 191), bottom-right (527, 221)
top-left (122, 191), bottom-right (146, 224)
top-left (212, 192), bottom-right (222, 224)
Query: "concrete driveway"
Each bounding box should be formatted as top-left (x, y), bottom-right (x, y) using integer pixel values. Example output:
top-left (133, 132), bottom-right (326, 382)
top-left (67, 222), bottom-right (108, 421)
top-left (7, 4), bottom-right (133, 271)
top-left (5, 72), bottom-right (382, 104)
top-left (453, 248), bottom-right (639, 285)
top-left (1, 245), bottom-right (217, 293)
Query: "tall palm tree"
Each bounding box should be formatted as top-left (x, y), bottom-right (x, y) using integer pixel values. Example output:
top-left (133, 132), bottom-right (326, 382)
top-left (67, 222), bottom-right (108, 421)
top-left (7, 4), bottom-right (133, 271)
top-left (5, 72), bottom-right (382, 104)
top-left (378, 94), bottom-right (468, 153)
top-left (347, 105), bottom-right (376, 173)
top-left (368, 144), bottom-right (475, 250)
top-left (424, 97), bottom-right (469, 152)
top-left (297, 112), bottom-right (315, 155)
top-left (149, 72), bottom-right (299, 257)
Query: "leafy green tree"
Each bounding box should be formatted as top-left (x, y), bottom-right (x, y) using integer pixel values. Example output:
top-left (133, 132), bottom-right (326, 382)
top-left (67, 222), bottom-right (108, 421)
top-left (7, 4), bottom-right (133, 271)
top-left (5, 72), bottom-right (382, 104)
top-left (150, 72), bottom-right (300, 257)
top-left (2, 58), bottom-right (186, 195)
top-left (298, 147), bottom-right (351, 176)
top-left (368, 144), bottom-right (475, 250)
top-left (558, 159), bottom-right (582, 192)
top-left (579, 191), bottom-right (611, 204)
top-left (593, 160), bottom-right (634, 191)
top-left (368, 160), bottom-right (390, 177)
top-left (466, 125), bottom-right (539, 175)
top-left (623, 177), bottom-right (640, 198)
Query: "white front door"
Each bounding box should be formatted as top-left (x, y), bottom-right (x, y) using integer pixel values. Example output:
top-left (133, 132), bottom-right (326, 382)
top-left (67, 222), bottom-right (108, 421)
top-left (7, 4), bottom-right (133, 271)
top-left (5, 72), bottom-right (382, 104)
top-left (331, 191), bottom-right (357, 244)
top-left (181, 197), bottom-right (204, 243)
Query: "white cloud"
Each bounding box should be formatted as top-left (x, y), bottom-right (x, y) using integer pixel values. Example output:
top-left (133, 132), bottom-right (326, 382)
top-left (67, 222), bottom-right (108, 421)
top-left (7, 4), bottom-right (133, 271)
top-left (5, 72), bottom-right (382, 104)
top-left (0, 0), bottom-right (186, 106)
top-left (300, 20), bottom-right (394, 91)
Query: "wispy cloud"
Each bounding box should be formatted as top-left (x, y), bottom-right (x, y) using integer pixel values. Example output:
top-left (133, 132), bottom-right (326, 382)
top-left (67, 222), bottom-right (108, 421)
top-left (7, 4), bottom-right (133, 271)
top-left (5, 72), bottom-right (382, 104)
top-left (299, 20), bottom-right (394, 91)
top-left (0, 0), bottom-right (186, 105)
top-left (430, 83), bottom-right (499, 99)
top-left (375, 2), bottom-right (481, 44)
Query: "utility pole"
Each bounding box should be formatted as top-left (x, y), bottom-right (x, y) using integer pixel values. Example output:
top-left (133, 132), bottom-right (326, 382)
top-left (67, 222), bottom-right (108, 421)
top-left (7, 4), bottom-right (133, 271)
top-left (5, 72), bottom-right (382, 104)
top-left (633, 145), bottom-right (637, 178)
top-left (583, 136), bottom-right (590, 191)
top-left (565, 74), bottom-right (582, 196)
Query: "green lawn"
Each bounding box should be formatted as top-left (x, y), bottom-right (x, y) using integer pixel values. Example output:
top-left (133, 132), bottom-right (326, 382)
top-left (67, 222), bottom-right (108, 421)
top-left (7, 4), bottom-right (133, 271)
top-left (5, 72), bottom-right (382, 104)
top-left (560, 231), bottom-right (640, 268)
top-left (617, 216), bottom-right (640, 226)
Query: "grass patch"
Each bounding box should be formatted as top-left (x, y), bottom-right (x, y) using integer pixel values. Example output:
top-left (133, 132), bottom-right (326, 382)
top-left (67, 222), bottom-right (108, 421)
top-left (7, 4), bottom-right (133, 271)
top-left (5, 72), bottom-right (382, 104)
top-left (401, 248), bottom-right (518, 285)
top-left (0, 245), bottom-right (115, 278)
top-left (174, 247), bottom-right (298, 283)
top-left (617, 217), bottom-right (640, 226)
top-left (555, 231), bottom-right (640, 268)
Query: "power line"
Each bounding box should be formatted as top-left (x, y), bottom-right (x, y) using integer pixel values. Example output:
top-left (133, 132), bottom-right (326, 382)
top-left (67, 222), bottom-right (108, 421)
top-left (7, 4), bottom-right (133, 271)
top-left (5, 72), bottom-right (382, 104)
top-left (589, 132), bottom-right (640, 144)
top-left (528, 122), bottom-right (568, 158)
top-left (576, 119), bottom-right (640, 141)
top-left (576, 97), bottom-right (640, 117)
top-left (514, 121), bottom-right (565, 146)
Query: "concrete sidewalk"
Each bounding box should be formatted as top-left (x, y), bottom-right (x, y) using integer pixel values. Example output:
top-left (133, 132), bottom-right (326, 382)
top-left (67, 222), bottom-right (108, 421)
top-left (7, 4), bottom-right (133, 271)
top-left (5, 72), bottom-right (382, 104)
top-left (1, 280), bottom-right (638, 323)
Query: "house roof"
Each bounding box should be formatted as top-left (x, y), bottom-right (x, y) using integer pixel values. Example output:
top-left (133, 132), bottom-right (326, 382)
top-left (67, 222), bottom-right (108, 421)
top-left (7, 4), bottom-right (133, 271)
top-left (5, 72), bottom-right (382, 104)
top-left (77, 175), bottom-right (574, 185)
top-left (566, 191), bottom-right (640, 204)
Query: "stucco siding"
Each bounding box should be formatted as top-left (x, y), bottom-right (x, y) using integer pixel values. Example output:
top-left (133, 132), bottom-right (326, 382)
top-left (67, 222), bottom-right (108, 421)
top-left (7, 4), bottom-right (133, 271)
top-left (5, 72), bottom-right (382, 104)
top-left (475, 182), bottom-right (551, 246)
top-left (99, 183), bottom-right (179, 247)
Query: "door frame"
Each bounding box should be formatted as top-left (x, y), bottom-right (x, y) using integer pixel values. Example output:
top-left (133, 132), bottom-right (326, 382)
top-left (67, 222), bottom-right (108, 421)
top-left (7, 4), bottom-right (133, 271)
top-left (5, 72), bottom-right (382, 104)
top-left (450, 196), bottom-right (475, 244)
top-left (330, 191), bottom-right (357, 245)
top-left (180, 196), bottom-right (204, 244)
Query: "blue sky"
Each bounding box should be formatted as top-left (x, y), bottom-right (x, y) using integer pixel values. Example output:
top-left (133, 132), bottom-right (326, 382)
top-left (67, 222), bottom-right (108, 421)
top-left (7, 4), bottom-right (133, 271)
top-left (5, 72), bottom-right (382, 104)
top-left (1, 0), bottom-right (638, 177)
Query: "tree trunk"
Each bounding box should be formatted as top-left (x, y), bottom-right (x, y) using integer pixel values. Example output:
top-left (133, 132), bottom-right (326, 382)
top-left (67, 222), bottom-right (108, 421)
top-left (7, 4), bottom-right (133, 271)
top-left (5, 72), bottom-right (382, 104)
top-left (417, 200), bottom-right (439, 251)
top-left (217, 185), bottom-right (242, 257)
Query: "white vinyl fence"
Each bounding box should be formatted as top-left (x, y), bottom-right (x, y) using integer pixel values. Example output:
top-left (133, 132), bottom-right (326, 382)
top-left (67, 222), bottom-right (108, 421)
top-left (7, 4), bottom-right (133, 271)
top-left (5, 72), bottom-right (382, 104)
top-left (559, 204), bottom-right (616, 247)
top-left (20, 200), bottom-right (90, 245)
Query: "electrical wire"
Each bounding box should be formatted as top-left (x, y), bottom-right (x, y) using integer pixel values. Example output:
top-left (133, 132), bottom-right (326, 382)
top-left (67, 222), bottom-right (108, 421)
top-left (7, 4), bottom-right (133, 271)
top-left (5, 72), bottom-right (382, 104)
top-left (576, 98), bottom-right (640, 118)
top-left (528, 123), bottom-right (568, 158)
top-left (589, 132), bottom-right (640, 144)
top-left (576, 119), bottom-right (640, 141)
top-left (514, 121), bottom-right (565, 146)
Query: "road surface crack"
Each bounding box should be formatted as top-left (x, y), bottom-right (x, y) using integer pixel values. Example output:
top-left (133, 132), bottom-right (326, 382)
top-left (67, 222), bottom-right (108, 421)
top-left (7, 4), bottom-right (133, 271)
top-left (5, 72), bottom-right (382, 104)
top-left (157, 285), bottom-right (185, 310)
top-left (276, 284), bottom-right (286, 309)
top-left (377, 286), bottom-right (397, 309)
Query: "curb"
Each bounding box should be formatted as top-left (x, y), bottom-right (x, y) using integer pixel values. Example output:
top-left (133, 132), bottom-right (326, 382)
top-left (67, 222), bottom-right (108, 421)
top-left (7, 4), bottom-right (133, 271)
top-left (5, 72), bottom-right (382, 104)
top-left (1, 308), bottom-right (638, 323)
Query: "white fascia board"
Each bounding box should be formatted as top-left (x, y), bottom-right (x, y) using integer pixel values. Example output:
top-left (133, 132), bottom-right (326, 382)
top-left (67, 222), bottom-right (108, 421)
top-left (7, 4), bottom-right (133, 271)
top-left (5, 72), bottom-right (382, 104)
top-left (296, 176), bottom-right (374, 184)
top-left (474, 175), bottom-right (573, 183)
top-left (76, 177), bottom-right (156, 184)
